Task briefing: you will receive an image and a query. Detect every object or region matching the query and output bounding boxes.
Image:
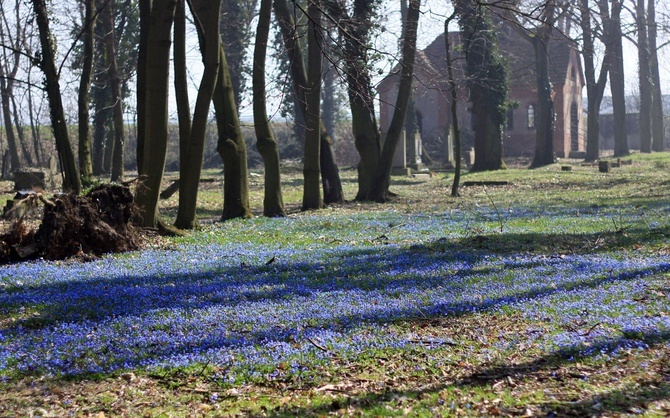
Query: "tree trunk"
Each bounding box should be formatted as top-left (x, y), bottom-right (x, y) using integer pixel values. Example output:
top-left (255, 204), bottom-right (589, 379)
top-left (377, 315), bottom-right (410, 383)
top-left (214, 44), bottom-right (253, 220)
top-left (174, 0), bottom-right (221, 229)
top-left (636, 0), bottom-right (652, 153)
top-left (302, 0), bottom-right (323, 210)
top-left (136, 0), bottom-right (151, 175)
top-left (607, 0), bottom-right (629, 157)
top-left (0, 76), bottom-right (20, 172)
top-left (648, 0), bottom-right (664, 152)
top-left (580, 0), bottom-right (609, 162)
top-left (333, 0), bottom-right (381, 201)
top-left (32, 0), bottom-right (81, 194)
top-left (173, 0), bottom-right (191, 177)
top-left (102, 0), bottom-right (126, 182)
top-left (253, 0), bottom-right (284, 217)
top-left (530, 33), bottom-right (556, 167)
top-left (134, 0), bottom-right (177, 228)
top-left (78, 0), bottom-right (96, 182)
top-left (367, 0), bottom-right (420, 202)
top-left (454, 0), bottom-right (507, 171)
top-left (274, 0), bottom-right (343, 204)
top-left (445, 15), bottom-right (461, 197)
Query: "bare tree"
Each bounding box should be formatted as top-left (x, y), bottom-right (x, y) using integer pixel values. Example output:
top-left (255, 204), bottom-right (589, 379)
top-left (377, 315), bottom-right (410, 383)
top-left (31, 0), bottom-right (81, 194)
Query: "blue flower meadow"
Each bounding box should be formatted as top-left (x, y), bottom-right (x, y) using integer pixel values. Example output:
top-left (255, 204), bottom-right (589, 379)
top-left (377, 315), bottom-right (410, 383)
top-left (0, 208), bottom-right (668, 381)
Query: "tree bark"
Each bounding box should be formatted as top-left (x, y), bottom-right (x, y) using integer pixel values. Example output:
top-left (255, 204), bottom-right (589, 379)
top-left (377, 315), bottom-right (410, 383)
top-left (274, 0), bottom-right (343, 205)
top-left (32, 0), bottom-right (81, 194)
top-left (531, 34), bottom-right (556, 167)
top-left (367, 0), bottom-right (420, 202)
top-left (302, 0), bottom-right (324, 210)
top-left (102, 0), bottom-right (126, 181)
top-left (174, 0), bottom-right (221, 229)
top-left (0, 0), bottom-right (24, 173)
top-left (648, 0), bottom-right (664, 152)
top-left (327, 0), bottom-right (381, 201)
top-left (635, 0), bottom-right (652, 153)
top-left (134, 0), bottom-right (177, 228)
top-left (605, 0), bottom-right (629, 157)
top-left (445, 15), bottom-right (462, 197)
top-left (136, 0), bottom-right (151, 176)
top-left (580, 0), bottom-right (609, 162)
top-left (253, 0), bottom-right (285, 217)
top-left (214, 44), bottom-right (253, 221)
top-left (454, 1), bottom-right (508, 171)
top-left (78, 0), bottom-right (96, 182)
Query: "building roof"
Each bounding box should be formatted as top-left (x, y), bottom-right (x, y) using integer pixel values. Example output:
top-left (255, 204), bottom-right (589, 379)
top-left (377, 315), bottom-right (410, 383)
top-left (380, 19), bottom-right (582, 92)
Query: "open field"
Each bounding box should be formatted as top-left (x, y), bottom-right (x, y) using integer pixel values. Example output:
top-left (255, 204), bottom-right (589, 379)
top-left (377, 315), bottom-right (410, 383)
top-left (0, 153), bottom-right (669, 417)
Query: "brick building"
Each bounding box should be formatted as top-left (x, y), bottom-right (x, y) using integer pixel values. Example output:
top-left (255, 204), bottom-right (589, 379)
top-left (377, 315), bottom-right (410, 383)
top-left (378, 20), bottom-right (585, 163)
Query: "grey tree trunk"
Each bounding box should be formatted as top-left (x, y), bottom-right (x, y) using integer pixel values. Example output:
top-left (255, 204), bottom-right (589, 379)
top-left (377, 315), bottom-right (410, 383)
top-left (605, 0), bottom-right (629, 157)
top-left (78, 0), bottom-right (96, 182)
top-left (445, 15), bottom-right (462, 197)
top-left (367, 0), bottom-right (420, 202)
top-left (580, 0), bottom-right (609, 162)
top-left (174, 0), bottom-right (221, 229)
top-left (32, 0), bottom-right (81, 194)
top-left (253, 0), bottom-right (285, 217)
top-left (648, 0), bottom-right (664, 152)
top-left (102, 0), bottom-right (126, 182)
top-left (636, 0), bottom-right (652, 153)
top-left (302, 0), bottom-right (324, 210)
top-left (274, 0), bottom-right (343, 204)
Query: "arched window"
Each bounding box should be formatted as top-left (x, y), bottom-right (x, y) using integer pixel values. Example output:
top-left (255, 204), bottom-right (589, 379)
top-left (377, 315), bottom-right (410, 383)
top-left (527, 105), bottom-right (535, 129)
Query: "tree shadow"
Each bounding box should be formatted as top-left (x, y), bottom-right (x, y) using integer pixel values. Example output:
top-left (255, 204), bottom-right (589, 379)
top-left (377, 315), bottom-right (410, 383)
top-left (265, 330), bottom-right (670, 417)
top-left (1, 235), bottom-right (668, 378)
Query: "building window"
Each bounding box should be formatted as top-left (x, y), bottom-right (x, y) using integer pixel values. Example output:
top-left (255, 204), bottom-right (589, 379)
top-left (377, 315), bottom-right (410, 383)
top-left (506, 108), bottom-right (514, 131)
top-left (527, 105), bottom-right (535, 129)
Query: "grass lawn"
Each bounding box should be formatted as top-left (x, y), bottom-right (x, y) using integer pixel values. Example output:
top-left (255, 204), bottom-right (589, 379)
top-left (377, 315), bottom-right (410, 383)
top-left (0, 153), bottom-right (669, 417)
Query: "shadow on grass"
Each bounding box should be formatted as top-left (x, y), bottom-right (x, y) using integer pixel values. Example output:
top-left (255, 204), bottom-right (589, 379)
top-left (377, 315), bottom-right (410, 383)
top-left (416, 225), bottom-right (670, 256)
top-left (265, 330), bottom-right (670, 417)
top-left (0, 230), bottom-right (668, 379)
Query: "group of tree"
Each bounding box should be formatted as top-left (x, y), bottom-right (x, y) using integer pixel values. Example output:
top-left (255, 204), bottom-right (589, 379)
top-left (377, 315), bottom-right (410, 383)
top-left (0, 0), bottom-right (667, 230)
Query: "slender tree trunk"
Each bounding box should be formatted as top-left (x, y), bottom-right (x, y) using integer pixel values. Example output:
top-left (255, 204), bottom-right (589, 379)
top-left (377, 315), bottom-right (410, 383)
top-left (607, 0), bottom-right (629, 157)
top-left (0, 76), bottom-right (20, 171)
top-left (302, 0), bottom-right (324, 210)
top-left (102, 0), bottom-right (126, 181)
top-left (78, 0), bottom-right (96, 182)
top-left (367, 0), bottom-right (420, 202)
top-left (173, 0), bottom-right (191, 173)
top-left (174, 0), bottom-right (221, 229)
top-left (274, 0), bottom-right (343, 204)
top-left (135, 0), bottom-right (177, 228)
top-left (648, 0), bottom-right (664, 151)
top-left (11, 94), bottom-right (32, 166)
top-left (253, 0), bottom-right (284, 217)
top-left (26, 66), bottom-right (42, 167)
top-left (580, 0), bottom-right (609, 162)
top-left (636, 0), bottom-right (652, 153)
top-left (32, 0), bottom-right (81, 194)
top-left (136, 0), bottom-right (151, 176)
top-left (445, 15), bottom-right (461, 197)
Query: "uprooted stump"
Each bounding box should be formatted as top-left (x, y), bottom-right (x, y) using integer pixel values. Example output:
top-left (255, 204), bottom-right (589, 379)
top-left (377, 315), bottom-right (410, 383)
top-left (0, 184), bottom-right (142, 263)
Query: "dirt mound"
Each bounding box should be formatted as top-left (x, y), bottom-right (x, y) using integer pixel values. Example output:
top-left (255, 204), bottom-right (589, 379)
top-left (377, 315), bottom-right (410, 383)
top-left (0, 184), bottom-right (142, 263)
